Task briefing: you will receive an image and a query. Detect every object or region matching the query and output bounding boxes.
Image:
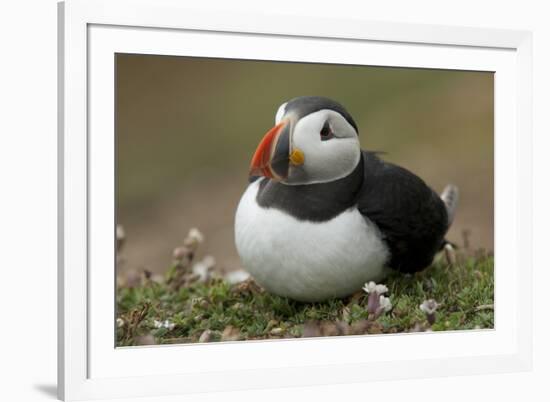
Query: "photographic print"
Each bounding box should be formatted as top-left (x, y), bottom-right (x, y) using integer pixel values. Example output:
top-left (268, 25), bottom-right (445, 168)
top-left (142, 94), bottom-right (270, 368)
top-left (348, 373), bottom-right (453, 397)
top-left (115, 54), bottom-right (494, 346)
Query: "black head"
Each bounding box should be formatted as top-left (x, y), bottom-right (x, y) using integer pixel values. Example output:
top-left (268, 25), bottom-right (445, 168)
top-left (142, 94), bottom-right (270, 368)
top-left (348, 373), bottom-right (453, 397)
top-left (250, 96), bottom-right (361, 185)
top-left (277, 96), bottom-right (359, 134)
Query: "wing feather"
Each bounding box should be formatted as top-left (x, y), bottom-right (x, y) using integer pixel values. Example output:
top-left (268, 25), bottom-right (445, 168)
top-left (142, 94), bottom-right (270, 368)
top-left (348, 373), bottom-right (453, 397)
top-left (357, 151), bottom-right (449, 273)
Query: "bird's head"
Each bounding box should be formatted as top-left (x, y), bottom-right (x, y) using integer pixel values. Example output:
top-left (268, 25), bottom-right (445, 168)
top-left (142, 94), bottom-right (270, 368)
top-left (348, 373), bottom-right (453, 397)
top-left (249, 96), bottom-right (361, 185)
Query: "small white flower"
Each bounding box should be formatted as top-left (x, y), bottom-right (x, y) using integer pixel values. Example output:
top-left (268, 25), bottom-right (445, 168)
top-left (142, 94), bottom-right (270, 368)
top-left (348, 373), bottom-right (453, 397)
top-left (225, 269), bottom-right (251, 285)
top-left (153, 319), bottom-right (175, 330)
top-left (420, 299), bottom-right (439, 315)
top-left (187, 228), bottom-right (204, 244)
top-left (378, 295), bottom-right (392, 312)
top-left (375, 284), bottom-right (388, 294)
top-left (116, 224), bottom-right (125, 241)
top-left (116, 317), bottom-right (125, 328)
top-left (363, 281), bottom-right (376, 293)
top-left (362, 281), bottom-right (388, 295)
top-left (192, 255), bottom-right (216, 282)
top-left (116, 224), bottom-right (126, 251)
top-left (362, 281), bottom-right (377, 293)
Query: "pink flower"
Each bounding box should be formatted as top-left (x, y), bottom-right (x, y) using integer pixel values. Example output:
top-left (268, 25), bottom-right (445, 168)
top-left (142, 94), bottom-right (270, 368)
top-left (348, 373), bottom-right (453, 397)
top-left (363, 281), bottom-right (391, 319)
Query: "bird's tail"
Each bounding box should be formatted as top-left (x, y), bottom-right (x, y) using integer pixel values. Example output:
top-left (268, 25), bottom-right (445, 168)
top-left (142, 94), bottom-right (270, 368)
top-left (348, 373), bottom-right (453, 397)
top-left (440, 184), bottom-right (459, 228)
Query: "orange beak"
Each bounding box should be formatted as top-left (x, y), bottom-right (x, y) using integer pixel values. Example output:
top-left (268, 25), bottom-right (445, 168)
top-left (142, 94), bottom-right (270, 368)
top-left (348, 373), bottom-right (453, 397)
top-left (249, 121), bottom-right (288, 180)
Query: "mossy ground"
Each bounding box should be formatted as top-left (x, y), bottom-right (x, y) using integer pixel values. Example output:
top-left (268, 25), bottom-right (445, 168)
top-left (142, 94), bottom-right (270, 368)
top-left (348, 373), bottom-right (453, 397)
top-left (116, 250), bottom-right (493, 346)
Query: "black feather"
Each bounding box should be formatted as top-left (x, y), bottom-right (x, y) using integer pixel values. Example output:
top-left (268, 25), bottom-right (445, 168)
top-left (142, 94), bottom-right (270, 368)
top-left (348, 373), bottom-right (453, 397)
top-left (357, 151), bottom-right (449, 273)
top-left (255, 160), bottom-right (363, 221)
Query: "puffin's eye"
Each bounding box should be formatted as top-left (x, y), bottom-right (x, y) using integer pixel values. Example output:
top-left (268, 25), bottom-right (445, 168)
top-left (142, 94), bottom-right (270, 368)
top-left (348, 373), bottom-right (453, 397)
top-left (320, 122), bottom-right (334, 141)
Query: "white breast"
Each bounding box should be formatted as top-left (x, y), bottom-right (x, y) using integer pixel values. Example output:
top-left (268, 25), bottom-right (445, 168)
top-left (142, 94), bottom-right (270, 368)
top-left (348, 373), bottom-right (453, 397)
top-left (234, 180), bottom-right (390, 302)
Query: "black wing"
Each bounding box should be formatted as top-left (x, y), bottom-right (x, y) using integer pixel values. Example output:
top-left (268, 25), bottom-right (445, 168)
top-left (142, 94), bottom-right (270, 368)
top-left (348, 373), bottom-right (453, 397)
top-left (357, 151), bottom-right (448, 273)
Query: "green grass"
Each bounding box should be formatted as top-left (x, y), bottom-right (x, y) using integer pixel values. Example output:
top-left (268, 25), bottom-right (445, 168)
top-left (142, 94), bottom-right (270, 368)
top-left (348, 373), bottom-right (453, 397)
top-left (116, 250), bottom-right (493, 346)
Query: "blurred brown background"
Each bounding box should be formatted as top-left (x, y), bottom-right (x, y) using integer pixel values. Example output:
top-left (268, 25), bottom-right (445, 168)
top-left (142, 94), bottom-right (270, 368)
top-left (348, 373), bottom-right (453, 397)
top-left (116, 54), bottom-right (493, 274)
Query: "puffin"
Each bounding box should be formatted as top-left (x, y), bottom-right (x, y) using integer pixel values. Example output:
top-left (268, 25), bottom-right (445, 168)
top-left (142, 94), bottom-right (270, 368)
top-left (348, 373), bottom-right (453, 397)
top-left (234, 96), bottom-right (458, 302)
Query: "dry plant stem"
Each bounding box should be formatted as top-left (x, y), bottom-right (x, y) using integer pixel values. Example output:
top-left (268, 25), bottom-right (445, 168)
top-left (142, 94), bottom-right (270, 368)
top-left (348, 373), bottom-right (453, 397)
top-left (367, 292), bottom-right (380, 316)
top-left (444, 243), bottom-right (457, 266)
top-left (461, 229), bottom-right (471, 249)
top-left (475, 304), bottom-right (494, 311)
top-left (427, 312), bottom-right (436, 326)
top-left (123, 302), bottom-right (150, 343)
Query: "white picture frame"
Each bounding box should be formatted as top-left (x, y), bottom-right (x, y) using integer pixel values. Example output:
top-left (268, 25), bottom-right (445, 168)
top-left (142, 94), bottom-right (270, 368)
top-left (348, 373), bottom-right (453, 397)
top-left (58, 0), bottom-right (533, 400)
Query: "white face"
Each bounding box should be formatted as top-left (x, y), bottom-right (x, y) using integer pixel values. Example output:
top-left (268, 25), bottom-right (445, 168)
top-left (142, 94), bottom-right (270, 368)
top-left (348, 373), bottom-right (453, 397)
top-left (282, 109), bottom-right (361, 185)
